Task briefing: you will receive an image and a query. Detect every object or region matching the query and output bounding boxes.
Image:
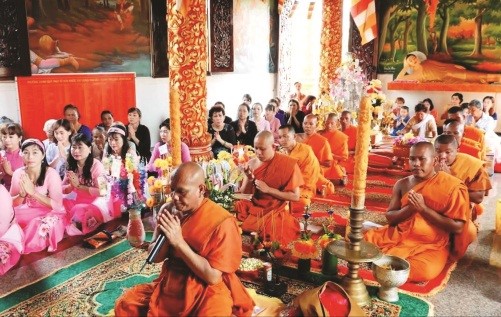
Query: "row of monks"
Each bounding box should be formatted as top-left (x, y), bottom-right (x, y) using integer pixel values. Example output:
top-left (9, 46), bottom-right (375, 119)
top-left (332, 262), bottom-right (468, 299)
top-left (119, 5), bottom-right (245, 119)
top-left (115, 114), bottom-right (491, 315)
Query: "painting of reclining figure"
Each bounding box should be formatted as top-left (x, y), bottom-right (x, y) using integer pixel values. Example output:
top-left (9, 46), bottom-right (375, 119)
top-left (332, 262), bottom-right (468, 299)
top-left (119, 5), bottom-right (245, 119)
top-left (377, 0), bottom-right (501, 84)
top-left (25, 0), bottom-right (152, 76)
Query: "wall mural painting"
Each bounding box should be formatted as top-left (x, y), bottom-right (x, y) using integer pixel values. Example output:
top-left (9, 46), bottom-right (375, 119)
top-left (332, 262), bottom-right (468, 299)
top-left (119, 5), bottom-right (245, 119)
top-left (210, 0), bottom-right (233, 72)
top-left (377, 0), bottom-right (501, 85)
top-left (0, 0), bottom-right (31, 80)
top-left (25, 0), bottom-right (152, 76)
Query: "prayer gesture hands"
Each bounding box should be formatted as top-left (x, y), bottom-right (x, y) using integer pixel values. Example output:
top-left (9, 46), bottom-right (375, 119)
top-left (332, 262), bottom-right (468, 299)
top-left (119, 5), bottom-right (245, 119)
top-left (158, 211), bottom-right (183, 248)
top-left (67, 171), bottom-right (80, 188)
top-left (435, 160), bottom-right (451, 174)
top-left (1, 157), bottom-right (12, 176)
top-left (407, 190), bottom-right (427, 213)
top-left (254, 179), bottom-right (271, 194)
top-left (19, 173), bottom-right (36, 197)
top-left (214, 131), bottom-right (223, 143)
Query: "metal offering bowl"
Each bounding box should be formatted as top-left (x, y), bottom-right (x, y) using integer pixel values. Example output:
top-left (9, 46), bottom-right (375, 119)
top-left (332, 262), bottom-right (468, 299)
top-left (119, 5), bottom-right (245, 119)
top-left (372, 255), bottom-right (410, 302)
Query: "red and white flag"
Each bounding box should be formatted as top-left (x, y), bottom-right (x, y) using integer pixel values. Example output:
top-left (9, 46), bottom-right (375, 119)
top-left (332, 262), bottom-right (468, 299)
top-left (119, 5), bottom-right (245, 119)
top-left (351, 0), bottom-right (377, 45)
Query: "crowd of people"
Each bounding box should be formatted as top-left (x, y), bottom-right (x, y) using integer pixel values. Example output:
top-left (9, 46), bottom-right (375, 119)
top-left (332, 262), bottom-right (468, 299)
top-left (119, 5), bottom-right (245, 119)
top-left (0, 85), bottom-right (498, 315)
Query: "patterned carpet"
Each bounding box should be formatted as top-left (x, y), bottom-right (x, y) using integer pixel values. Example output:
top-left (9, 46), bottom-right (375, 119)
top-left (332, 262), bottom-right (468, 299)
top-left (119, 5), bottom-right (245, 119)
top-left (0, 235), bottom-right (433, 317)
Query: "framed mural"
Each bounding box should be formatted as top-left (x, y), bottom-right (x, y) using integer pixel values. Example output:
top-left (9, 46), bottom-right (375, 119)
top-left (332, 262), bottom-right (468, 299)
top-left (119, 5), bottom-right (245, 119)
top-left (151, 0), bottom-right (168, 78)
top-left (210, 0), bottom-right (234, 72)
top-left (25, 0), bottom-right (152, 76)
top-left (0, 0), bottom-right (31, 80)
top-left (377, 0), bottom-right (501, 86)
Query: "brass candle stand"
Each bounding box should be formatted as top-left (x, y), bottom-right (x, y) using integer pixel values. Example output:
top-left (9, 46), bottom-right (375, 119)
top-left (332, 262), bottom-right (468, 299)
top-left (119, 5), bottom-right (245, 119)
top-left (327, 96), bottom-right (382, 307)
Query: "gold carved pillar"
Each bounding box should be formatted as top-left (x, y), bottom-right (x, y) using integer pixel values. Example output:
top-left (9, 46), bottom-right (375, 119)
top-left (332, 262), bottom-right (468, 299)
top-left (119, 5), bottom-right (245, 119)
top-left (168, 0), bottom-right (212, 164)
top-left (318, 0), bottom-right (343, 96)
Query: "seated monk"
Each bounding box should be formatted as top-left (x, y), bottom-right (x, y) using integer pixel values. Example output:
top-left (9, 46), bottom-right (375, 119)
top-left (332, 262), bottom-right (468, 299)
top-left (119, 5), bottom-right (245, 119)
top-left (235, 131), bottom-right (302, 245)
top-left (365, 142), bottom-right (472, 282)
top-left (447, 106), bottom-right (486, 157)
top-left (115, 162), bottom-right (254, 316)
top-left (297, 114), bottom-right (333, 168)
top-left (434, 134), bottom-right (492, 220)
top-left (340, 110), bottom-right (357, 174)
top-left (278, 124), bottom-right (320, 211)
top-left (319, 113), bottom-right (349, 185)
top-left (443, 119), bottom-right (483, 160)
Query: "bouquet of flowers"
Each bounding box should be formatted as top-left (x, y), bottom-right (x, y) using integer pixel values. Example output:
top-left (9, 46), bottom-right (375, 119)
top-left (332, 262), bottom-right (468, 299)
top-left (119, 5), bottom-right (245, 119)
top-left (153, 156), bottom-right (173, 181)
top-left (203, 151), bottom-right (246, 211)
top-left (393, 132), bottom-right (426, 147)
top-left (102, 153), bottom-right (145, 210)
top-left (291, 230), bottom-right (320, 260)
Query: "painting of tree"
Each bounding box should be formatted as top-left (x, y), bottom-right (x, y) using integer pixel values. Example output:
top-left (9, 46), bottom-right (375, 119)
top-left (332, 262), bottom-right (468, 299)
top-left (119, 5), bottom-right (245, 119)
top-left (377, 0), bottom-right (501, 83)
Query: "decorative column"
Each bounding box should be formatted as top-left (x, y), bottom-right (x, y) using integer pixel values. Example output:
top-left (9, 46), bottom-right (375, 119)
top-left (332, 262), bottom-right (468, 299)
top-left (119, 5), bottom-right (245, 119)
top-left (168, 0), bottom-right (213, 164)
top-left (328, 96), bottom-right (381, 307)
top-left (318, 0), bottom-right (343, 96)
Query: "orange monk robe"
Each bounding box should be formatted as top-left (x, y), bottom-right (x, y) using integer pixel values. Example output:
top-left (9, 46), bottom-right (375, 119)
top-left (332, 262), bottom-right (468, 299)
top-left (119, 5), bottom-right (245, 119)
top-left (115, 199), bottom-right (254, 317)
top-left (459, 137), bottom-right (483, 160)
top-left (304, 133), bottom-right (333, 168)
top-left (320, 130), bottom-right (349, 179)
top-left (235, 153), bottom-right (303, 245)
top-left (365, 172), bottom-right (471, 282)
top-left (464, 125), bottom-right (484, 144)
top-left (289, 143), bottom-right (321, 208)
top-left (341, 126), bottom-right (358, 174)
top-left (450, 153), bottom-right (492, 218)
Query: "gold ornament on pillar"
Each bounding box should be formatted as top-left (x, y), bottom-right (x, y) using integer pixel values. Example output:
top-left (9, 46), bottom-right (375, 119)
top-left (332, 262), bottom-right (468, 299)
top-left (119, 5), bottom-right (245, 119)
top-left (168, 0), bottom-right (213, 162)
top-left (318, 0), bottom-right (343, 96)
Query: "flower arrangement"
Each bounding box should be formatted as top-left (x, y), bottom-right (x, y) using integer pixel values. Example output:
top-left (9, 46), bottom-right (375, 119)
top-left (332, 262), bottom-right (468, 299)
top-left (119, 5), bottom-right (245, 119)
top-left (366, 79), bottom-right (386, 108)
top-left (232, 143), bottom-right (255, 166)
top-left (103, 153), bottom-right (145, 210)
top-left (145, 176), bottom-right (170, 209)
top-left (291, 230), bottom-right (320, 260)
top-left (153, 156), bottom-right (173, 181)
top-left (330, 53), bottom-right (367, 111)
top-left (393, 132), bottom-right (427, 147)
top-left (203, 151), bottom-right (246, 211)
top-left (316, 208), bottom-right (342, 249)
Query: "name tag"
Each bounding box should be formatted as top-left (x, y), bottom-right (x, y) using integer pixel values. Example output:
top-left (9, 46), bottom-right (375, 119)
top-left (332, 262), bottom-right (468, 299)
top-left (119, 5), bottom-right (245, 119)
top-left (159, 144), bottom-right (169, 156)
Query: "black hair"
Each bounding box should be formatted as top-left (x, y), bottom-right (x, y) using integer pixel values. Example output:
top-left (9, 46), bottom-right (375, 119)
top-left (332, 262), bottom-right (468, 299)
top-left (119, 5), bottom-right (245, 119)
top-left (67, 133), bottom-right (94, 186)
top-left (209, 105), bottom-right (225, 118)
top-left (414, 103), bottom-right (427, 113)
top-left (422, 98), bottom-right (435, 111)
top-left (21, 140), bottom-right (48, 186)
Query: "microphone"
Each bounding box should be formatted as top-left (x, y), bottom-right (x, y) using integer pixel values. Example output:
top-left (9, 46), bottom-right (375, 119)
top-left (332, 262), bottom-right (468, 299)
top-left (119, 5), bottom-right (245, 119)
top-left (140, 203), bottom-right (177, 273)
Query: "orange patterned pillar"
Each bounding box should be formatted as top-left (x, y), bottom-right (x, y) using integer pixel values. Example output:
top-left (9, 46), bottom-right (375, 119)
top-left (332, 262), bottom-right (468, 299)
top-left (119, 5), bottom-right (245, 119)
top-left (168, 0), bottom-right (212, 164)
top-left (318, 0), bottom-right (343, 96)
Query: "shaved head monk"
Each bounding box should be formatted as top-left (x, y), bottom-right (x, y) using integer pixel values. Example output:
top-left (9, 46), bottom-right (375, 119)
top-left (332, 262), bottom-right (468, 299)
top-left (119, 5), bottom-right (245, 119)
top-left (278, 124), bottom-right (321, 209)
top-left (443, 119), bottom-right (483, 159)
top-left (320, 113), bottom-right (349, 185)
top-left (434, 134), bottom-right (491, 221)
top-left (235, 131), bottom-right (303, 245)
top-left (115, 162), bottom-right (254, 316)
top-left (365, 142), bottom-right (471, 281)
top-left (447, 106), bottom-right (486, 145)
top-left (299, 114), bottom-right (333, 169)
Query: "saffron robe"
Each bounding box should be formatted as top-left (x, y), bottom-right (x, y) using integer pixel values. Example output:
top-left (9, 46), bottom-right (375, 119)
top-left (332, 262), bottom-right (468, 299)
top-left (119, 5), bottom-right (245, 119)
top-left (365, 172), bottom-right (470, 282)
top-left (303, 133), bottom-right (333, 168)
top-left (459, 138), bottom-right (483, 160)
top-left (235, 153), bottom-right (303, 245)
top-left (342, 126), bottom-right (358, 174)
top-left (450, 153), bottom-right (492, 219)
top-left (289, 143), bottom-right (321, 209)
top-left (320, 130), bottom-right (349, 179)
top-left (114, 199), bottom-right (254, 317)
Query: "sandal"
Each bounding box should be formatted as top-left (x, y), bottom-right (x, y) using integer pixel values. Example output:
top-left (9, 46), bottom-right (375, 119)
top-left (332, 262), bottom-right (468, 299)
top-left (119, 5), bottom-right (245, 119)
top-left (83, 225), bottom-right (127, 249)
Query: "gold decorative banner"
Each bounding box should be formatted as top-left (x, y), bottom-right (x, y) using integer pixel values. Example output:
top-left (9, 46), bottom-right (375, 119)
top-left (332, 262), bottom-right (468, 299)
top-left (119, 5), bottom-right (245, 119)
top-left (168, 0), bottom-right (212, 162)
top-left (318, 0), bottom-right (343, 96)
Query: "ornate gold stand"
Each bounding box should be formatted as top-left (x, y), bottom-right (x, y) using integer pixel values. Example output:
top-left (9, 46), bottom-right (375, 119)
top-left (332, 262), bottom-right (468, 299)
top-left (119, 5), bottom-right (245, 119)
top-left (327, 96), bottom-right (382, 307)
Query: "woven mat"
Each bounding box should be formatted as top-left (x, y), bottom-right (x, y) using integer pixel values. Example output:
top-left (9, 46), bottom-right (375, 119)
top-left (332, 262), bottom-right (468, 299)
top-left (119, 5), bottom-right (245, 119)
top-left (0, 236), bottom-right (433, 317)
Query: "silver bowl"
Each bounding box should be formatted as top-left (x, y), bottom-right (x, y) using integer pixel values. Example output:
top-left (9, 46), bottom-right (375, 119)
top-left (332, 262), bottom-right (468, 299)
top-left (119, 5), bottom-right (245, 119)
top-left (372, 255), bottom-right (410, 302)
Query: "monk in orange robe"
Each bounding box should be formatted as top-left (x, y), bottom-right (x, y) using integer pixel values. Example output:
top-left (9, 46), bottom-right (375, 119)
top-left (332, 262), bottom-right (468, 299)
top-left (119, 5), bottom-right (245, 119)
top-left (278, 124), bottom-right (320, 211)
top-left (235, 131), bottom-right (303, 245)
top-left (447, 107), bottom-right (486, 158)
top-left (340, 111), bottom-right (357, 174)
top-left (319, 113), bottom-right (349, 184)
top-left (298, 114), bottom-right (333, 167)
top-left (443, 119), bottom-right (483, 159)
top-left (115, 163), bottom-right (254, 316)
top-left (365, 142), bottom-right (471, 282)
top-left (435, 134), bottom-right (492, 220)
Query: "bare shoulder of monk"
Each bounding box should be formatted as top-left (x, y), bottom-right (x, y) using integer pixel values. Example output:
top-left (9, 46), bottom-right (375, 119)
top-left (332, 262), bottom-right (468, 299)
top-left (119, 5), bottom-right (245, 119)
top-left (395, 176), bottom-right (416, 197)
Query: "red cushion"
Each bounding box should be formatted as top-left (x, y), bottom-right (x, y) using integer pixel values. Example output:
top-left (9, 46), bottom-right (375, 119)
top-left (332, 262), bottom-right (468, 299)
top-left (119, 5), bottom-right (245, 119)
top-left (494, 162), bottom-right (501, 173)
top-left (319, 284), bottom-right (350, 317)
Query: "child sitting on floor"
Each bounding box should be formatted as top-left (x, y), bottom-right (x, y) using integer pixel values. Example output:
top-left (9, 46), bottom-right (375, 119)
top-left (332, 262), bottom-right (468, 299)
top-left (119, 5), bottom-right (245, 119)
top-left (392, 106), bottom-right (410, 136)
